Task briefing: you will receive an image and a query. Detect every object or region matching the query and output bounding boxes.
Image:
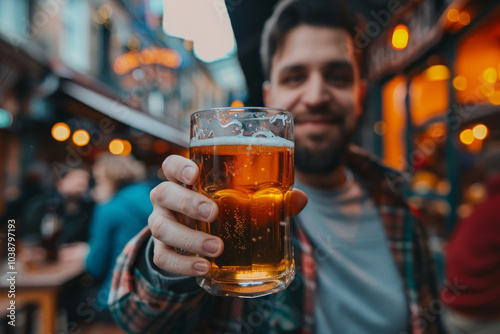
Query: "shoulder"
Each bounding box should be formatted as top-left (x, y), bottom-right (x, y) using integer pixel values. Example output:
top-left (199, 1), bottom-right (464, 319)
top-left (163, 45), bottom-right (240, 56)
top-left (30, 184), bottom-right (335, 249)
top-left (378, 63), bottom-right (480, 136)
top-left (116, 183), bottom-right (153, 199)
top-left (346, 145), bottom-right (409, 201)
top-left (110, 183), bottom-right (153, 211)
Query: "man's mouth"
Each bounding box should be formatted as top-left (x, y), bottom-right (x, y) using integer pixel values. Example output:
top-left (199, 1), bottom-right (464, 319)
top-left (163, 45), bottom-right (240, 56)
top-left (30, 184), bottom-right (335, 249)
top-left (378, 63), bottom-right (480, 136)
top-left (294, 116), bottom-right (342, 125)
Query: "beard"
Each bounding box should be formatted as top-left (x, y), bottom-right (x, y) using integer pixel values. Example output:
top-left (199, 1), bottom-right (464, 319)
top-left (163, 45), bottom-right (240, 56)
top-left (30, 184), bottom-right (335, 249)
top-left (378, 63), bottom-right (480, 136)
top-left (294, 131), bottom-right (352, 174)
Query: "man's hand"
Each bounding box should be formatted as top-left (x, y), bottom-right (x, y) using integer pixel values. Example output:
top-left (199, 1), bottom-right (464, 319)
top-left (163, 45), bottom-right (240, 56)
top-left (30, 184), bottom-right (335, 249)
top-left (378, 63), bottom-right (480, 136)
top-left (149, 155), bottom-right (308, 277)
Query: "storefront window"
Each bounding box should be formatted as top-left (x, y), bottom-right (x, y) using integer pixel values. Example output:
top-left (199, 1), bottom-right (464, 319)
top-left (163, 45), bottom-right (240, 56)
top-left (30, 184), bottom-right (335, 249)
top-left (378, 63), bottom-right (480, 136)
top-left (61, 0), bottom-right (90, 73)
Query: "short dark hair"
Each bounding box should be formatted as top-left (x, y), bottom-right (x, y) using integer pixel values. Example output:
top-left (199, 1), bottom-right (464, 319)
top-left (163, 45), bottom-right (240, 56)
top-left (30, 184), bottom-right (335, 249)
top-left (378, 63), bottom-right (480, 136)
top-left (260, 0), bottom-right (358, 80)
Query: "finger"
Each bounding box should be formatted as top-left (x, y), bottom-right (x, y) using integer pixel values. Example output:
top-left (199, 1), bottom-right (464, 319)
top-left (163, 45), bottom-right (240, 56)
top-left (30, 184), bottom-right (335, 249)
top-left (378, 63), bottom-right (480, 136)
top-left (162, 155), bottom-right (199, 185)
top-left (149, 211), bottom-right (223, 257)
top-left (290, 188), bottom-right (308, 217)
top-left (151, 182), bottom-right (219, 222)
top-left (152, 238), bottom-right (212, 276)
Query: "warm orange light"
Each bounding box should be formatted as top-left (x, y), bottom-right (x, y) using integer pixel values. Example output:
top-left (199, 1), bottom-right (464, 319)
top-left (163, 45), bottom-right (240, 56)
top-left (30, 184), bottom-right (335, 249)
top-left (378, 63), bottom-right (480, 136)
top-left (472, 124), bottom-right (488, 140)
top-left (230, 100), bottom-right (244, 107)
top-left (447, 9), bottom-right (459, 22)
top-left (459, 129), bottom-right (474, 145)
top-left (424, 65), bottom-right (450, 81)
top-left (480, 83), bottom-right (495, 97)
top-left (127, 36), bottom-right (141, 51)
top-left (153, 140), bottom-right (169, 154)
top-left (113, 48), bottom-right (182, 75)
top-left (51, 122), bottom-right (71, 141)
top-left (452, 76), bottom-right (467, 91)
top-left (392, 25), bottom-right (409, 50)
top-left (121, 139), bottom-right (132, 156)
top-left (483, 68), bottom-right (497, 83)
top-left (428, 123), bottom-right (447, 139)
top-left (458, 12), bottom-right (471, 26)
top-left (109, 139), bottom-right (124, 155)
top-left (72, 130), bottom-right (90, 146)
top-left (489, 91), bottom-right (500, 105)
top-left (382, 76), bottom-right (407, 170)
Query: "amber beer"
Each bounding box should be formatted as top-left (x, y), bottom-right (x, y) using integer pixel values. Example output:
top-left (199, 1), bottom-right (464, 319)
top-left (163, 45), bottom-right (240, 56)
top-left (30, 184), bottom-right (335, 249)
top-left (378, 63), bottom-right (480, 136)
top-left (191, 136), bottom-right (294, 297)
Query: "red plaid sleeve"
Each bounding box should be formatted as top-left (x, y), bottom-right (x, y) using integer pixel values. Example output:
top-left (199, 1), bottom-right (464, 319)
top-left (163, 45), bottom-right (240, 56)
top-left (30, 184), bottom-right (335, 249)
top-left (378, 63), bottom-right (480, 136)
top-left (108, 226), bottom-right (208, 333)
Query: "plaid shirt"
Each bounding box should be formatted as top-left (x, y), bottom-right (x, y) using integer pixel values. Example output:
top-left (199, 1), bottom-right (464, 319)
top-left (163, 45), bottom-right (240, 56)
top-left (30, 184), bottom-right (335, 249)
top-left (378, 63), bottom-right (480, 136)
top-left (108, 145), bottom-right (444, 334)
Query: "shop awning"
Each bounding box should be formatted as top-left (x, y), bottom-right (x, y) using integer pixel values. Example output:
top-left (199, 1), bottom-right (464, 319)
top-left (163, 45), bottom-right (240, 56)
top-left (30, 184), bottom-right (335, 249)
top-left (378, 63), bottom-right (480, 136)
top-left (62, 81), bottom-right (189, 148)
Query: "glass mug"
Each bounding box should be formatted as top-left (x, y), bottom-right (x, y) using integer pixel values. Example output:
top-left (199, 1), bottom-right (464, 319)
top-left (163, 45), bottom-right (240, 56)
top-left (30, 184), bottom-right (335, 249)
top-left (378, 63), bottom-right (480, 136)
top-left (190, 107), bottom-right (295, 298)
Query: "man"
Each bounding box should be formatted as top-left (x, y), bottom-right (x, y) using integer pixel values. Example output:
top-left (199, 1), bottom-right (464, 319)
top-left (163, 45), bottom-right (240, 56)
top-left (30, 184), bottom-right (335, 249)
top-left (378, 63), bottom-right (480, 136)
top-left (22, 166), bottom-right (94, 244)
top-left (108, 0), bottom-right (443, 333)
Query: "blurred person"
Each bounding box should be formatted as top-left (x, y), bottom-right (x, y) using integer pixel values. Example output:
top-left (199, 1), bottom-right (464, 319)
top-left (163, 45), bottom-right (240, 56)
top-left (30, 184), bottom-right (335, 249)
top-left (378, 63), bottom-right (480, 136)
top-left (1, 164), bottom-right (45, 223)
top-left (440, 148), bottom-right (500, 334)
top-left (85, 153), bottom-right (153, 313)
top-left (21, 165), bottom-right (94, 245)
top-left (108, 0), bottom-right (444, 333)
top-left (1, 165), bottom-right (45, 259)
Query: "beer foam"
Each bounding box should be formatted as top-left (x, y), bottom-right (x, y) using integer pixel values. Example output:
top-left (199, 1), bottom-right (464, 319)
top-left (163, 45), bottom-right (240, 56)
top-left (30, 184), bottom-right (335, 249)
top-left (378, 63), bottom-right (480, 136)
top-left (190, 136), bottom-right (294, 148)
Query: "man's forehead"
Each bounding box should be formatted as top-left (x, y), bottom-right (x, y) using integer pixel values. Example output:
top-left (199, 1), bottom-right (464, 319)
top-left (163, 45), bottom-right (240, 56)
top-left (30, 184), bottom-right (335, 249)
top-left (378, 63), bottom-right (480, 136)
top-left (271, 25), bottom-right (355, 72)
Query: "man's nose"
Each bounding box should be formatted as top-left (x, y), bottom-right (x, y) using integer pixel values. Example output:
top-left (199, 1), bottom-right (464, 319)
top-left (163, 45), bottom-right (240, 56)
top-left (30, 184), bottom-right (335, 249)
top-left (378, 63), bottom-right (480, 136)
top-left (302, 73), bottom-right (331, 108)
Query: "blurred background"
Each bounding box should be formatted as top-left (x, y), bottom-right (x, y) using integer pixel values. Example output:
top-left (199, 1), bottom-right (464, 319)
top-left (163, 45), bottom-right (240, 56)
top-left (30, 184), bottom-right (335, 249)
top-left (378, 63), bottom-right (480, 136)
top-left (0, 0), bottom-right (499, 332)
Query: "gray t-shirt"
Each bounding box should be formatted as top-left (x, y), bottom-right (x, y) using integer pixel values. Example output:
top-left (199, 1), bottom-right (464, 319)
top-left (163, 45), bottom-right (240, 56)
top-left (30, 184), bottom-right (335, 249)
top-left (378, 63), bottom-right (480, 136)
top-left (296, 170), bottom-right (409, 333)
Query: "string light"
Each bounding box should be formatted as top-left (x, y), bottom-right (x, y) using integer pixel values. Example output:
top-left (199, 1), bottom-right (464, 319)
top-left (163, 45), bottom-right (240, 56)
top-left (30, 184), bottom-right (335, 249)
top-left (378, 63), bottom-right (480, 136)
top-left (109, 139), bottom-right (125, 155)
top-left (459, 129), bottom-right (474, 145)
top-left (391, 24), bottom-right (409, 50)
top-left (51, 122), bottom-right (70, 141)
top-left (72, 130), bottom-right (90, 146)
top-left (472, 124), bottom-right (488, 140)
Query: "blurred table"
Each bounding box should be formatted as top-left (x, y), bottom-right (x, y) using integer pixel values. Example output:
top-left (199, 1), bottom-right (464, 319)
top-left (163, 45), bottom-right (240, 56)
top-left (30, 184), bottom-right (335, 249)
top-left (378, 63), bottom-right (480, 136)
top-left (0, 243), bottom-right (88, 334)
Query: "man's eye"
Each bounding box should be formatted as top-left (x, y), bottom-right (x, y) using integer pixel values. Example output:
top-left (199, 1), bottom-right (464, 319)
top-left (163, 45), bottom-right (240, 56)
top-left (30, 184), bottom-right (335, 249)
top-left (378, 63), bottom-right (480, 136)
top-left (326, 72), bottom-right (353, 86)
top-left (282, 74), bottom-right (305, 85)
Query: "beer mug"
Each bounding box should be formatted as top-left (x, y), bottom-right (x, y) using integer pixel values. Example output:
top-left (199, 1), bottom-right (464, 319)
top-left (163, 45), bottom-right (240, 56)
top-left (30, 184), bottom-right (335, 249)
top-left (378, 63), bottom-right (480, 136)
top-left (190, 107), bottom-right (295, 297)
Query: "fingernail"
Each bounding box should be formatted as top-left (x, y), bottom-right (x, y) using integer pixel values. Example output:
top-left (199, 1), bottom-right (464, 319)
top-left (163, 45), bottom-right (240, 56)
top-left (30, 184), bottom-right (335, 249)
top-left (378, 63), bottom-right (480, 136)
top-left (198, 203), bottom-right (213, 219)
top-left (182, 167), bottom-right (193, 181)
top-left (193, 262), bottom-right (208, 274)
top-left (203, 239), bottom-right (220, 254)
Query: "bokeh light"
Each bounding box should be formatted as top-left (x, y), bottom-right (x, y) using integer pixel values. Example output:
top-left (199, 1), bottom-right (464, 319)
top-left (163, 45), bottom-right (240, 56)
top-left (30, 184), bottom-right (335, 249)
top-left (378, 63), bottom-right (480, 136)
top-left (51, 122), bottom-right (71, 141)
top-left (373, 121), bottom-right (386, 135)
top-left (447, 9), bottom-right (459, 22)
top-left (72, 130), bottom-right (90, 146)
top-left (230, 100), bottom-right (244, 107)
top-left (121, 139), bottom-right (132, 156)
top-left (392, 25), bottom-right (409, 50)
top-left (109, 139), bottom-right (125, 155)
top-left (472, 124), bottom-right (488, 140)
top-left (452, 76), bottom-right (467, 91)
top-left (458, 12), bottom-right (471, 26)
top-left (483, 68), bottom-right (497, 83)
top-left (425, 65), bottom-right (450, 81)
top-left (459, 129), bottom-right (474, 145)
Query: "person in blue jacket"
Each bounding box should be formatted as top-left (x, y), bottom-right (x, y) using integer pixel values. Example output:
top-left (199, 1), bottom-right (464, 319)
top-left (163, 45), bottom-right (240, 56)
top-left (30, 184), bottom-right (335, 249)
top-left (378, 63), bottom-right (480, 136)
top-left (86, 153), bottom-right (153, 312)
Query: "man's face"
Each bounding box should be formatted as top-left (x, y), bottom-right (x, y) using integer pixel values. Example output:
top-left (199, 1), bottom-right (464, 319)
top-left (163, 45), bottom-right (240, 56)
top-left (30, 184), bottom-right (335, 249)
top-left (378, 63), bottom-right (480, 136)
top-left (264, 25), bottom-right (362, 174)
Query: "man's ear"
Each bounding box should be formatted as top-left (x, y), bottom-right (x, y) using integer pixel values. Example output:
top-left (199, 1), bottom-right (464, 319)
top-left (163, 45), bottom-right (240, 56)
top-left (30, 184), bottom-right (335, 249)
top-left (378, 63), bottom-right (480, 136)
top-left (262, 81), bottom-right (271, 107)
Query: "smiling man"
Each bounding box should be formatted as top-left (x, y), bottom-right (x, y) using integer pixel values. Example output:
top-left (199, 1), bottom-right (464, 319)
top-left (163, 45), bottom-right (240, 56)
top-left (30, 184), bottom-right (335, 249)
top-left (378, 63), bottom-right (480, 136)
top-left (108, 0), bottom-right (444, 333)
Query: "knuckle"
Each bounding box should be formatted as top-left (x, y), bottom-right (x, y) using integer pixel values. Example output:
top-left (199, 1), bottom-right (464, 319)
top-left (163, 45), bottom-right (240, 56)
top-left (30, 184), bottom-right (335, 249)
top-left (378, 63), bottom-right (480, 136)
top-left (155, 182), bottom-right (173, 205)
top-left (165, 257), bottom-right (184, 274)
top-left (177, 196), bottom-right (191, 213)
top-left (152, 248), bottom-right (163, 268)
top-left (180, 233), bottom-right (195, 251)
top-left (149, 187), bottom-right (156, 202)
top-left (149, 215), bottom-right (165, 238)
